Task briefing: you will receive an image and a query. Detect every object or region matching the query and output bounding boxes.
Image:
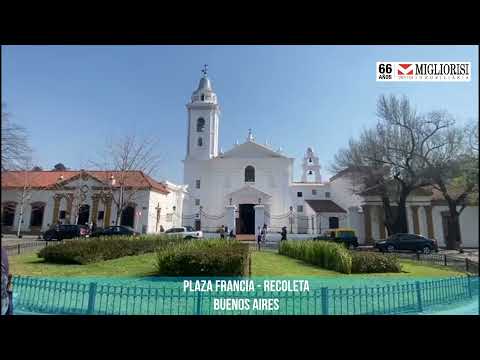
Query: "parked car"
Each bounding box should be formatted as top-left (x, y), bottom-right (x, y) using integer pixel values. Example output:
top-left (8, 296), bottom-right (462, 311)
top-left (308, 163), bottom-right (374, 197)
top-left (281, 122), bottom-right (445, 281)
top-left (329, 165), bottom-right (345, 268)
top-left (375, 233), bottom-right (439, 254)
top-left (313, 228), bottom-right (359, 249)
top-left (164, 226), bottom-right (203, 239)
top-left (42, 224), bottom-right (90, 241)
top-left (90, 225), bottom-right (138, 237)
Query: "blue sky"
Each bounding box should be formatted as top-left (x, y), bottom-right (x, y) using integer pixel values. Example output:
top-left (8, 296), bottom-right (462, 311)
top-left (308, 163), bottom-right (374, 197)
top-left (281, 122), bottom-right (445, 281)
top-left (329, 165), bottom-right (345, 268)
top-left (2, 45), bottom-right (478, 183)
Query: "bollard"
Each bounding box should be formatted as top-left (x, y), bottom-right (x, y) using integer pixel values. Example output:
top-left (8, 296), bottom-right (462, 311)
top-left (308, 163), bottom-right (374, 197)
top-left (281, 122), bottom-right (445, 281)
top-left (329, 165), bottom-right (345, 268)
top-left (444, 255), bottom-right (447, 266)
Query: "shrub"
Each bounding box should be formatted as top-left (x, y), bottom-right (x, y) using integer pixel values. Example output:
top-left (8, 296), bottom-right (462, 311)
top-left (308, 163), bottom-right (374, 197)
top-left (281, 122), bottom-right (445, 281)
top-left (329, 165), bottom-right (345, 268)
top-left (38, 234), bottom-right (185, 265)
top-left (279, 240), bottom-right (352, 274)
top-left (351, 252), bottom-right (401, 273)
top-left (156, 239), bottom-right (250, 276)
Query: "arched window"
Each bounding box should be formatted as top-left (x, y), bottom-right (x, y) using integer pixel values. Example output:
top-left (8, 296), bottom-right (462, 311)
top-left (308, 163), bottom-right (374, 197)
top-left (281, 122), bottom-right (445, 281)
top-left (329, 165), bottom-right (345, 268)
top-left (201, 94), bottom-right (205, 101)
top-left (197, 137), bottom-right (203, 147)
top-left (245, 166), bottom-right (255, 182)
top-left (197, 117), bottom-right (205, 132)
top-left (1, 202), bottom-right (17, 226)
top-left (30, 202), bottom-right (46, 227)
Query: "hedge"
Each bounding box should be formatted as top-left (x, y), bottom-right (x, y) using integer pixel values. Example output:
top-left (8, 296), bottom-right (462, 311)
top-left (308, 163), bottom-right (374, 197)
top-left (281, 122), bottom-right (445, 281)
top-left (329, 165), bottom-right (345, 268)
top-left (38, 234), bottom-right (185, 265)
top-left (278, 240), bottom-right (401, 274)
top-left (279, 240), bottom-right (352, 274)
top-left (350, 251), bottom-right (401, 273)
top-left (156, 239), bottom-right (250, 276)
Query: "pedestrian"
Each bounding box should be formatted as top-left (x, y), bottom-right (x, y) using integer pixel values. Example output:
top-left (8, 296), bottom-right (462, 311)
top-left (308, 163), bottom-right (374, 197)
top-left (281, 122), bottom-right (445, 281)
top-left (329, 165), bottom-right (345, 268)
top-left (261, 224), bottom-right (267, 244)
top-left (281, 226), bottom-right (287, 241)
top-left (229, 229), bottom-right (235, 240)
top-left (220, 225), bottom-right (225, 239)
top-left (1, 247), bottom-right (13, 315)
top-left (257, 226), bottom-right (262, 251)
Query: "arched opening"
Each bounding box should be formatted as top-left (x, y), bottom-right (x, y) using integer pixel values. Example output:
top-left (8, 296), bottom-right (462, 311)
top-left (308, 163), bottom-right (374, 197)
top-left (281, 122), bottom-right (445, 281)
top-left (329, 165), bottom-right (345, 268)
top-left (196, 117), bottom-right (205, 132)
top-left (30, 202), bottom-right (45, 228)
top-left (1, 202), bottom-right (16, 227)
top-left (77, 204), bottom-right (90, 225)
top-left (201, 94), bottom-right (205, 101)
top-left (197, 137), bottom-right (203, 147)
top-left (121, 204), bottom-right (135, 228)
top-left (329, 217), bottom-right (339, 229)
top-left (244, 165), bottom-right (255, 182)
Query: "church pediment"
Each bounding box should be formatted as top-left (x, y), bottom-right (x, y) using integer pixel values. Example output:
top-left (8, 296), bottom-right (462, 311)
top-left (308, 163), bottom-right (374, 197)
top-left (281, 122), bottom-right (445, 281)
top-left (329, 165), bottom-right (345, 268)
top-left (226, 184), bottom-right (272, 205)
top-left (221, 141), bottom-right (289, 159)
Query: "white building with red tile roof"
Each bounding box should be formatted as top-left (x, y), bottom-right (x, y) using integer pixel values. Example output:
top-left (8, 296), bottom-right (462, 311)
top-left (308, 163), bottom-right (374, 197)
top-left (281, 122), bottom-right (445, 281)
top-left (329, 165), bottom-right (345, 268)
top-left (1, 169), bottom-right (187, 234)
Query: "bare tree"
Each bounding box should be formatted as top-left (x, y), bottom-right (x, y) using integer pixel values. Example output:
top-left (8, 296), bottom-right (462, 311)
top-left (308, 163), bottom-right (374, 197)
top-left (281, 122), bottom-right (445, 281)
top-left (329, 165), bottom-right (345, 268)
top-left (1, 104), bottom-right (31, 171)
top-left (332, 95), bottom-right (453, 235)
top-left (92, 135), bottom-right (161, 226)
top-left (418, 118), bottom-right (478, 250)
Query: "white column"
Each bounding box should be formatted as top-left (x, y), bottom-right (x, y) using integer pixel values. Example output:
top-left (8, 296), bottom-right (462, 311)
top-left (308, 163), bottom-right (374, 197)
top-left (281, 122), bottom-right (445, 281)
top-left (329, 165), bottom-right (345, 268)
top-left (254, 205), bottom-right (265, 237)
top-left (225, 205), bottom-right (236, 235)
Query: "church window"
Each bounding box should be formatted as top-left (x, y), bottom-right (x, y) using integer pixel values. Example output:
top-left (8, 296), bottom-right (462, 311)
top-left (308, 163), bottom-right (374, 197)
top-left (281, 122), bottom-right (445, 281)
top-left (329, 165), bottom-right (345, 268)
top-left (308, 170), bottom-right (313, 175)
top-left (309, 158), bottom-right (312, 163)
top-left (196, 179), bottom-right (201, 189)
top-left (297, 205), bottom-right (303, 213)
top-left (197, 137), bottom-right (203, 147)
top-left (195, 199), bottom-right (200, 206)
top-left (245, 166), bottom-right (255, 182)
top-left (297, 192), bottom-right (303, 198)
top-left (325, 192), bottom-right (330, 198)
top-left (197, 118), bottom-right (205, 132)
top-left (312, 189), bottom-right (317, 195)
top-left (201, 94), bottom-right (205, 101)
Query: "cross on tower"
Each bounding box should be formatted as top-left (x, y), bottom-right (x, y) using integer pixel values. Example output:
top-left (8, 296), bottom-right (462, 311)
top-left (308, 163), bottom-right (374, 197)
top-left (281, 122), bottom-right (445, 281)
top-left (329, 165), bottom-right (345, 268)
top-left (201, 64), bottom-right (208, 76)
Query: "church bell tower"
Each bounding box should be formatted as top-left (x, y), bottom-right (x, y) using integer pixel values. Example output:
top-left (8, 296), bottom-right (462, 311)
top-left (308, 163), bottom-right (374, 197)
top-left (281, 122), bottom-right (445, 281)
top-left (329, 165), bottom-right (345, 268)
top-left (185, 65), bottom-right (220, 160)
top-left (301, 147), bottom-right (322, 182)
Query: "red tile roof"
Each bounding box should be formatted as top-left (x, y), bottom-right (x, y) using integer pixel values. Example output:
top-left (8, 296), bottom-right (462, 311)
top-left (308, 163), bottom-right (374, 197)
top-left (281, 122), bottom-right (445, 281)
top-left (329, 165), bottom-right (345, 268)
top-left (305, 200), bottom-right (347, 213)
top-left (1, 170), bottom-right (170, 194)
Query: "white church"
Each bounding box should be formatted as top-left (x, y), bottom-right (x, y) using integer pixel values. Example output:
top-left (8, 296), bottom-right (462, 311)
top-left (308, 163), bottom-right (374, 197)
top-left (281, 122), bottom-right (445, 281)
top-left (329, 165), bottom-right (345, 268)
top-left (180, 69), bottom-right (478, 247)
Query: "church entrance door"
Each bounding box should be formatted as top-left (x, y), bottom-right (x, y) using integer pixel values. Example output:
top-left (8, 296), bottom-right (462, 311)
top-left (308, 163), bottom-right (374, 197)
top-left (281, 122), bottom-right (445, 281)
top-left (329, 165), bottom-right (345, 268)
top-left (237, 204), bottom-right (255, 235)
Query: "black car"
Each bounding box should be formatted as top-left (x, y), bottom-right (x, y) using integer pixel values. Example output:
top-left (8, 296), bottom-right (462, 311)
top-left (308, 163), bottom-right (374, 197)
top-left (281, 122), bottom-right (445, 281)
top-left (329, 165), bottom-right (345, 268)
top-left (375, 233), bottom-right (439, 254)
top-left (43, 224), bottom-right (90, 241)
top-left (313, 228), bottom-right (359, 249)
top-left (90, 225), bottom-right (138, 237)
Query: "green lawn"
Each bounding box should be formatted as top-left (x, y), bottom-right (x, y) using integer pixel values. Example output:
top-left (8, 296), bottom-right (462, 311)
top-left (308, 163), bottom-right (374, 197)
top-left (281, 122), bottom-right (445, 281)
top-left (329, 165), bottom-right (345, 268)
top-left (251, 250), bottom-right (465, 277)
top-left (10, 249), bottom-right (466, 278)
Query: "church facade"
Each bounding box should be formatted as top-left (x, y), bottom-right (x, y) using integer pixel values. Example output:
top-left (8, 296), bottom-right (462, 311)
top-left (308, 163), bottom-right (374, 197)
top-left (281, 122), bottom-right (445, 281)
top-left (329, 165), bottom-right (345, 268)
top-left (181, 71), bottom-right (478, 248)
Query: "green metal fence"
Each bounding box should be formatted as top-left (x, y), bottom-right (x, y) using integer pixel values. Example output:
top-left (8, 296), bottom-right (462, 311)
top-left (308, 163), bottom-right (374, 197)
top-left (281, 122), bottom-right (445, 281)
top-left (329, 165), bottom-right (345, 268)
top-left (12, 275), bottom-right (479, 315)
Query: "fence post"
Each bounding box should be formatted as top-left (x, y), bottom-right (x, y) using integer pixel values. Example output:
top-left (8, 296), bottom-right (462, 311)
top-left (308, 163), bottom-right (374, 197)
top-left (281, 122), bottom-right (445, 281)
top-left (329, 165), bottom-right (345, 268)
top-left (321, 287), bottom-right (329, 315)
top-left (249, 256), bottom-right (252, 277)
top-left (467, 275), bottom-right (472, 298)
top-left (444, 255), bottom-right (447, 266)
top-left (87, 282), bottom-right (97, 315)
top-left (195, 291), bottom-right (202, 315)
top-left (18, 244), bottom-right (21, 255)
top-left (415, 281), bottom-right (423, 313)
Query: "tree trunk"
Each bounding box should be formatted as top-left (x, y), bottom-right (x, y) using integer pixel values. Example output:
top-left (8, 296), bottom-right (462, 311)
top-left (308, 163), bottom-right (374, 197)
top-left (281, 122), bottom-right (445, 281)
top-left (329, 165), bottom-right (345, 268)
top-left (445, 202), bottom-right (462, 250)
top-left (381, 192), bottom-right (409, 235)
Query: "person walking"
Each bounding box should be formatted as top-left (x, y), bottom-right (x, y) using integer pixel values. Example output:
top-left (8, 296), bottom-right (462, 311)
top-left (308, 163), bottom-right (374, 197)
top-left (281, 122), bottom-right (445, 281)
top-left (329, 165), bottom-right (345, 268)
top-left (1, 248), bottom-right (14, 315)
top-left (220, 225), bottom-right (226, 239)
top-left (281, 226), bottom-right (287, 241)
top-left (261, 224), bottom-right (267, 244)
top-left (257, 226), bottom-right (262, 251)
top-left (229, 229), bottom-right (235, 240)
